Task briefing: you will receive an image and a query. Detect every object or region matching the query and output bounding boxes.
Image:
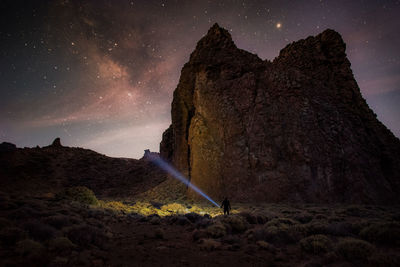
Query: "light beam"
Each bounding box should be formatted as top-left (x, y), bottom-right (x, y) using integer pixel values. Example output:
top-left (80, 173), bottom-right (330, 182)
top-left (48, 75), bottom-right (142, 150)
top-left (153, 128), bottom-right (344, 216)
top-left (148, 155), bottom-right (220, 207)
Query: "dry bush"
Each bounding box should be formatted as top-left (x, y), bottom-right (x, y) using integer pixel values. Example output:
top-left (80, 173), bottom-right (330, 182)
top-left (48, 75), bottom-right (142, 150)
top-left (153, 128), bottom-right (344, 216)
top-left (256, 240), bottom-right (276, 252)
top-left (0, 217), bottom-right (11, 230)
top-left (0, 226), bottom-right (26, 245)
top-left (360, 222), bottom-right (400, 246)
top-left (15, 239), bottom-right (45, 258)
top-left (205, 223), bottom-right (226, 238)
top-left (265, 218), bottom-right (297, 227)
top-left (185, 212), bottom-right (203, 223)
top-left (23, 220), bottom-right (58, 242)
top-left (66, 224), bottom-right (107, 249)
top-left (294, 213), bottom-right (313, 224)
top-left (154, 228), bottom-right (164, 239)
top-left (368, 252), bottom-right (400, 267)
top-left (192, 229), bottom-right (208, 241)
top-left (335, 238), bottom-right (375, 261)
top-left (218, 215), bottom-right (249, 234)
top-left (303, 222), bottom-right (329, 236)
top-left (239, 211), bottom-right (258, 224)
top-left (299, 235), bottom-right (332, 254)
top-left (199, 238), bottom-right (221, 251)
top-left (42, 215), bottom-right (72, 229)
top-left (325, 222), bottom-right (358, 236)
top-left (48, 237), bottom-right (76, 253)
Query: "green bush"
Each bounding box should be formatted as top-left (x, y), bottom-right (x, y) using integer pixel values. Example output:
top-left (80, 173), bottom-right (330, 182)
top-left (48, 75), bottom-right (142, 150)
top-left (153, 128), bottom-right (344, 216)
top-left (62, 186), bottom-right (99, 205)
top-left (359, 222), bottom-right (400, 246)
top-left (335, 238), bottom-right (375, 261)
top-left (299, 235), bottom-right (332, 254)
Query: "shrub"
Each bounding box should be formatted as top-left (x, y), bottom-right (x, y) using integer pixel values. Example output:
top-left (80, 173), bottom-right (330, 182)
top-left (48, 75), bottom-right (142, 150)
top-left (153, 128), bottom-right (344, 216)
top-left (23, 221), bottom-right (57, 241)
top-left (62, 186), bottom-right (99, 205)
top-left (205, 223), bottom-right (226, 238)
top-left (222, 235), bottom-right (241, 245)
top-left (192, 229), bottom-right (208, 241)
top-left (359, 222), bottom-right (400, 246)
top-left (43, 215), bottom-right (72, 229)
top-left (66, 224), bottom-right (107, 249)
top-left (335, 238), bottom-right (375, 261)
top-left (185, 212), bottom-right (203, 223)
top-left (154, 228), bottom-right (164, 239)
top-left (256, 240), bottom-right (276, 252)
top-left (0, 227), bottom-right (26, 245)
top-left (199, 238), bottom-right (220, 251)
top-left (299, 235), bottom-right (332, 254)
top-left (265, 218), bottom-right (297, 227)
top-left (48, 237), bottom-right (76, 252)
top-left (368, 252), bottom-right (400, 267)
top-left (0, 218), bottom-right (11, 230)
top-left (239, 212), bottom-right (258, 224)
top-left (294, 213), bottom-right (313, 224)
top-left (219, 215), bottom-right (248, 233)
top-left (325, 222), bottom-right (356, 236)
top-left (304, 222), bottom-right (329, 236)
top-left (15, 239), bottom-right (45, 257)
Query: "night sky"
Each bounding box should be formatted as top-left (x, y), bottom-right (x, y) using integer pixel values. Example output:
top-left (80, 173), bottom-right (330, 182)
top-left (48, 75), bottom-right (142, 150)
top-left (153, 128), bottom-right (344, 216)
top-left (1, 0), bottom-right (399, 159)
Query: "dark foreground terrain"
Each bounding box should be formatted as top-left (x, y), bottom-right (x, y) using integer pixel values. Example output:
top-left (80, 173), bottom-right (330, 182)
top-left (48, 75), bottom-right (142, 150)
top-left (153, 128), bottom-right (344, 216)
top-left (1, 143), bottom-right (399, 266)
top-left (0, 188), bottom-right (399, 267)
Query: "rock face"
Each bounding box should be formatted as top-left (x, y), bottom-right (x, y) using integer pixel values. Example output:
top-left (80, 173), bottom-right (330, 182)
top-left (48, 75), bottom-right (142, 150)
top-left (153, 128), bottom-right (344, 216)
top-left (160, 24), bottom-right (400, 204)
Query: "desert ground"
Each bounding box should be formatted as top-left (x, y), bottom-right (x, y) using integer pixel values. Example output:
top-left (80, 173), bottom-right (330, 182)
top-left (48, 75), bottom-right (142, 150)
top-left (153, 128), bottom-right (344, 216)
top-left (0, 187), bottom-right (399, 267)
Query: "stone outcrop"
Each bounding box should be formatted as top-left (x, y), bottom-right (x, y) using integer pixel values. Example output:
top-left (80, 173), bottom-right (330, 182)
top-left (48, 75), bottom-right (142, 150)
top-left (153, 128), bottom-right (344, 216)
top-left (160, 23), bottom-right (400, 204)
top-left (51, 137), bottom-right (62, 147)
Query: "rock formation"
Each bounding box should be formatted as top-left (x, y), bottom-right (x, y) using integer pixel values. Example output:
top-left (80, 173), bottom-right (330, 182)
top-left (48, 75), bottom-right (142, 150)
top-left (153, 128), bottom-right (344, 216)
top-left (160, 23), bottom-right (400, 204)
top-left (51, 137), bottom-right (62, 147)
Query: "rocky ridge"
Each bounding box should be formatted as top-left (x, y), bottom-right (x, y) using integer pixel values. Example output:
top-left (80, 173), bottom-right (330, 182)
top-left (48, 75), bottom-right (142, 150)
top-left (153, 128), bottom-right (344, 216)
top-left (160, 24), bottom-right (400, 204)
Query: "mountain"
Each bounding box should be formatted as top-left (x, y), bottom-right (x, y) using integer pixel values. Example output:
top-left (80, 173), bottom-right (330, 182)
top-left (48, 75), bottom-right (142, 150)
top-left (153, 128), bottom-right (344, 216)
top-left (160, 23), bottom-right (400, 204)
top-left (0, 139), bottom-right (166, 198)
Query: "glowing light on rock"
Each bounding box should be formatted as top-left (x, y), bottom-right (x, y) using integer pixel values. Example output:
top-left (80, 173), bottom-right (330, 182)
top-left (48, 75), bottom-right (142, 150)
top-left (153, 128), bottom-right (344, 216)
top-left (148, 155), bottom-right (220, 207)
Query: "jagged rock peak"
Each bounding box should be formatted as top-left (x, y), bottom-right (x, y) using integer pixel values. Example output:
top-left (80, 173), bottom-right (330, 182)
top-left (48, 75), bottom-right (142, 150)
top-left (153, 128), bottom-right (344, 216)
top-left (190, 23), bottom-right (236, 60)
top-left (51, 137), bottom-right (62, 147)
top-left (277, 28), bottom-right (346, 64)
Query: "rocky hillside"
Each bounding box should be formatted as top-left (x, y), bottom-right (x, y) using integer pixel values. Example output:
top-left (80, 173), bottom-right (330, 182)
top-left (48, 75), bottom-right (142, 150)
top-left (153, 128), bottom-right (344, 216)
top-left (160, 24), bottom-right (400, 204)
top-left (0, 139), bottom-right (166, 198)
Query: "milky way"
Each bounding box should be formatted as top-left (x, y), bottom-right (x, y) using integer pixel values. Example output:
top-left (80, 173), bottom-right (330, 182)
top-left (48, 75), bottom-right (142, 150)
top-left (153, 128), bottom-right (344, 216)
top-left (1, 0), bottom-right (399, 158)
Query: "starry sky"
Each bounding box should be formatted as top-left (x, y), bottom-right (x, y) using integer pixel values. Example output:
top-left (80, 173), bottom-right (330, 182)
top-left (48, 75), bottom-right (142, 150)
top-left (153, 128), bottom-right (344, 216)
top-left (1, 0), bottom-right (399, 159)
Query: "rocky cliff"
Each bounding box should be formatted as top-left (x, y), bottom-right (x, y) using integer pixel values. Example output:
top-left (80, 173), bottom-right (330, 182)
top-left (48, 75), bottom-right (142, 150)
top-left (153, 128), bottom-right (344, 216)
top-left (160, 24), bottom-right (400, 204)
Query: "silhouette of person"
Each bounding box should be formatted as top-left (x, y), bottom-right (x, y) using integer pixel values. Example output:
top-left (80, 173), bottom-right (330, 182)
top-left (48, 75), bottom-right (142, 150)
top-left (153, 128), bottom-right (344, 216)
top-left (220, 197), bottom-right (231, 215)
